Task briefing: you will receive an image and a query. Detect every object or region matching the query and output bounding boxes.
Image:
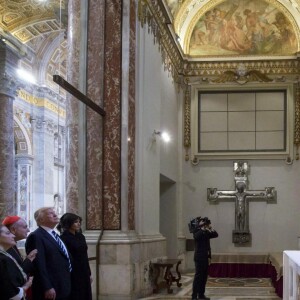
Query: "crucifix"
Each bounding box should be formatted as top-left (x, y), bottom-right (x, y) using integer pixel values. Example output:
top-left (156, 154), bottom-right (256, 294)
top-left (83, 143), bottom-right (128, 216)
top-left (207, 161), bottom-right (277, 245)
top-left (53, 75), bottom-right (106, 117)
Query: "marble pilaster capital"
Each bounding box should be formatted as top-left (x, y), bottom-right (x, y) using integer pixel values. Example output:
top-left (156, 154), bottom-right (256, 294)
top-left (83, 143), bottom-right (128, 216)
top-left (0, 73), bottom-right (18, 98)
top-left (15, 154), bottom-right (34, 164)
top-left (35, 86), bottom-right (66, 106)
top-left (32, 116), bottom-right (58, 134)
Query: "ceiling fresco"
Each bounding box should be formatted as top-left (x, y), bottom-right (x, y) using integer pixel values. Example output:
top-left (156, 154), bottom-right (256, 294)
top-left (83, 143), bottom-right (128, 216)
top-left (188, 1), bottom-right (298, 57)
top-left (164, 0), bottom-right (300, 58)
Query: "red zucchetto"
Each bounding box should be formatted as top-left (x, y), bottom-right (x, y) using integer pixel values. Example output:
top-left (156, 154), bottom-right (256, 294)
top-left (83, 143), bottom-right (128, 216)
top-left (2, 216), bottom-right (21, 226)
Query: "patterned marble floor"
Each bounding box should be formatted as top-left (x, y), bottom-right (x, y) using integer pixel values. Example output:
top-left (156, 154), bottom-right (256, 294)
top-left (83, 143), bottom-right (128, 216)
top-left (138, 273), bottom-right (282, 300)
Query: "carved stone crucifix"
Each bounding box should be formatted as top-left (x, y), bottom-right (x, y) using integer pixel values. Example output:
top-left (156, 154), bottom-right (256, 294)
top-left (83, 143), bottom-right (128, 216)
top-left (207, 161), bottom-right (277, 245)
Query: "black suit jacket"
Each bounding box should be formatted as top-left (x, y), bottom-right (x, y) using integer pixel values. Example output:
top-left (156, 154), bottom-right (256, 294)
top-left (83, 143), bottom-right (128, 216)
top-left (193, 228), bottom-right (218, 261)
top-left (25, 227), bottom-right (71, 300)
top-left (7, 246), bottom-right (34, 275)
top-left (0, 252), bottom-right (26, 300)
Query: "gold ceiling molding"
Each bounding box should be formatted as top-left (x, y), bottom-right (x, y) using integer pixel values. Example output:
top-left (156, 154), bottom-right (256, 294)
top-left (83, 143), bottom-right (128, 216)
top-left (173, 0), bottom-right (196, 34)
top-left (173, 0), bottom-right (214, 35)
top-left (13, 19), bottom-right (60, 43)
top-left (182, 0), bottom-right (219, 52)
top-left (183, 60), bottom-right (300, 77)
top-left (138, 0), bottom-right (183, 77)
top-left (3, 12), bottom-right (55, 32)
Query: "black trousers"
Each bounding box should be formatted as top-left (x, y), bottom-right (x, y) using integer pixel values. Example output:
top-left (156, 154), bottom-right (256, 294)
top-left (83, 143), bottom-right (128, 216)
top-left (192, 258), bottom-right (209, 298)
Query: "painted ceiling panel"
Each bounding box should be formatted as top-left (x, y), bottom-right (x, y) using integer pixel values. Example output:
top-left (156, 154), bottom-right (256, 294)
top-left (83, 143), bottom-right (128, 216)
top-left (187, 0), bottom-right (298, 57)
top-left (164, 0), bottom-right (300, 58)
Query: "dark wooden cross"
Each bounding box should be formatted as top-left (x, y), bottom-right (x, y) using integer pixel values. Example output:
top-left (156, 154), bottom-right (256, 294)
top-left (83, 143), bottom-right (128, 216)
top-left (207, 161), bottom-right (277, 245)
top-left (53, 75), bottom-right (106, 116)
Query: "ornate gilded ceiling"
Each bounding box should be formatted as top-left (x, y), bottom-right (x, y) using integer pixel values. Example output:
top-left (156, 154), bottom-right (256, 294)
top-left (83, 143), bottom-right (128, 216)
top-left (1, 0), bottom-right (67, 86)
top-left (2, 0), bottom-right (300, 87)
top-left (4, 0), bottom-right (300, 57)
top-left (1, 0), bottom-right (66, 42)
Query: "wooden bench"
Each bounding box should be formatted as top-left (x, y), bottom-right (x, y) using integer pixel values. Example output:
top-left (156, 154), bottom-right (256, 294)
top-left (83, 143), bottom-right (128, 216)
top-left (151, 259), bottom-right (182, 294)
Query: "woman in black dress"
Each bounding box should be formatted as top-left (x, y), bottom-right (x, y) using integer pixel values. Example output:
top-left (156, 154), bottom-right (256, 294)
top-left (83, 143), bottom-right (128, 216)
top-left (0, 224), bottom-right (33, 300)
top-left (57, 213), bottom-right (92, 300)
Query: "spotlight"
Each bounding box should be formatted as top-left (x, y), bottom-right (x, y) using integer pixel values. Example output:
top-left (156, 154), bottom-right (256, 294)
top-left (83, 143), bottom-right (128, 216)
top-left (152, 130), bottom-right (171, 143)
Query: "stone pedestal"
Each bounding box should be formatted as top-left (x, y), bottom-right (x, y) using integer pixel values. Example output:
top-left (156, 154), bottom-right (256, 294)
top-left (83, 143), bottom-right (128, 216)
top-left (86, 231), bottom-right (166, 300)
top-left (232, 231), bottom-right (251, 244)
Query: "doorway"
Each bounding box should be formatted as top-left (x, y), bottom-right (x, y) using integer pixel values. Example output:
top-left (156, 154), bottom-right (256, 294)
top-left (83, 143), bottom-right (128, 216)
top-left (160, 174), bottom-right (177, 258)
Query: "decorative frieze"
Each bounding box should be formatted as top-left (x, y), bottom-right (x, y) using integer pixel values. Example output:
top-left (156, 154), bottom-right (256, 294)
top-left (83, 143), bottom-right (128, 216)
top-left (183, 60), bottom-right (300, 78)
top-left (295, 82), bottom-right (300, 160)
top-left (184, 79), bottom-right (190, 161)
top-left (138, 0), bottom-right (183, 77)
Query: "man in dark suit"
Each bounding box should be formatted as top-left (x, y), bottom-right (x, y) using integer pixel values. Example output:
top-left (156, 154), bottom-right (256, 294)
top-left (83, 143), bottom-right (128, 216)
top-left (25, 207), bottom-right (71, 300)
top-left (191, 217), bottom-right (218, 300)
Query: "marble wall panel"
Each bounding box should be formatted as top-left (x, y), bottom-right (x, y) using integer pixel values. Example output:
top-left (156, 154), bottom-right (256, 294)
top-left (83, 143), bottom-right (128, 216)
top-left (86, 0), bottom-right (106, 229)
top-left (128, 0), bottom-right (136, 230)
top-left (65, 0), bottom-right (81, 213)
top-left (102, 0), bottom-right (122, 229)
top-left (100, 264), bottom-right (132, 295)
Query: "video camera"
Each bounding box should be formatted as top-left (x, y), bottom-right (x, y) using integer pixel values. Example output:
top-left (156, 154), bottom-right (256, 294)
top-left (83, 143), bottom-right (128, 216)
top-left (188, 216), bottom-right (211, 233)
top-left (201, 217), bottom-right (211, 226)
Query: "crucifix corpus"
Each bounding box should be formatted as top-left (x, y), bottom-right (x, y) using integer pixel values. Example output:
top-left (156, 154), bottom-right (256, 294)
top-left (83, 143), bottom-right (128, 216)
top-left (207, 161), bottom-right (277, 245)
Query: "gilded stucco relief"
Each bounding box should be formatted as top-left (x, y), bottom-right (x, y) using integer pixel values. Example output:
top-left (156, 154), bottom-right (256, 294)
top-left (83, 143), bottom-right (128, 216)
top-left (1, 0), bottom-right (66, 43)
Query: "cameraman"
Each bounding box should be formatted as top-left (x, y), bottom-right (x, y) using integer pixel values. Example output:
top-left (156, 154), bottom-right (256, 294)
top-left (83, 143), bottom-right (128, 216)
top-left (191, 217), bottom-right (218, 300)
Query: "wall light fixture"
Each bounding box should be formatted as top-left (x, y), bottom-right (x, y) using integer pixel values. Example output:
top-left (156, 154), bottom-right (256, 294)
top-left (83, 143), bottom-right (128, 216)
top-left (153, 130), bottom-right (171, 143)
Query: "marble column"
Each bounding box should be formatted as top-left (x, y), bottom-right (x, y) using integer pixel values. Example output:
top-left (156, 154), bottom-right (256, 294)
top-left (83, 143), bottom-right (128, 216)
top-left (0, 42), bottom-right (19, 218)
top-left (65, 0), bottom-right (81, 213)
top-left (0, 92), bottom-right (15, 217)
top-left (102, 0), bottom-right (122, 230)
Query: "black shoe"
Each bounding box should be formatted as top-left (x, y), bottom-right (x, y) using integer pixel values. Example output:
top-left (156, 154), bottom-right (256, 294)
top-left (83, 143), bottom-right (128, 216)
top-left (199, 296), bottom-right (210, 300)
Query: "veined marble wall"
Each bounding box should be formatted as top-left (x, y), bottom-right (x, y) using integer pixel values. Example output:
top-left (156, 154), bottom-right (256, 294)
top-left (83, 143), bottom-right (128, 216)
top-left (85, 0), bottom-right (105, 229)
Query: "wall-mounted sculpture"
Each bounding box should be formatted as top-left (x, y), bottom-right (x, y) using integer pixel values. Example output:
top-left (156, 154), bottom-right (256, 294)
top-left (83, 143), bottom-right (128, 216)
top-left (207, 161), bottom-right (277, 245)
